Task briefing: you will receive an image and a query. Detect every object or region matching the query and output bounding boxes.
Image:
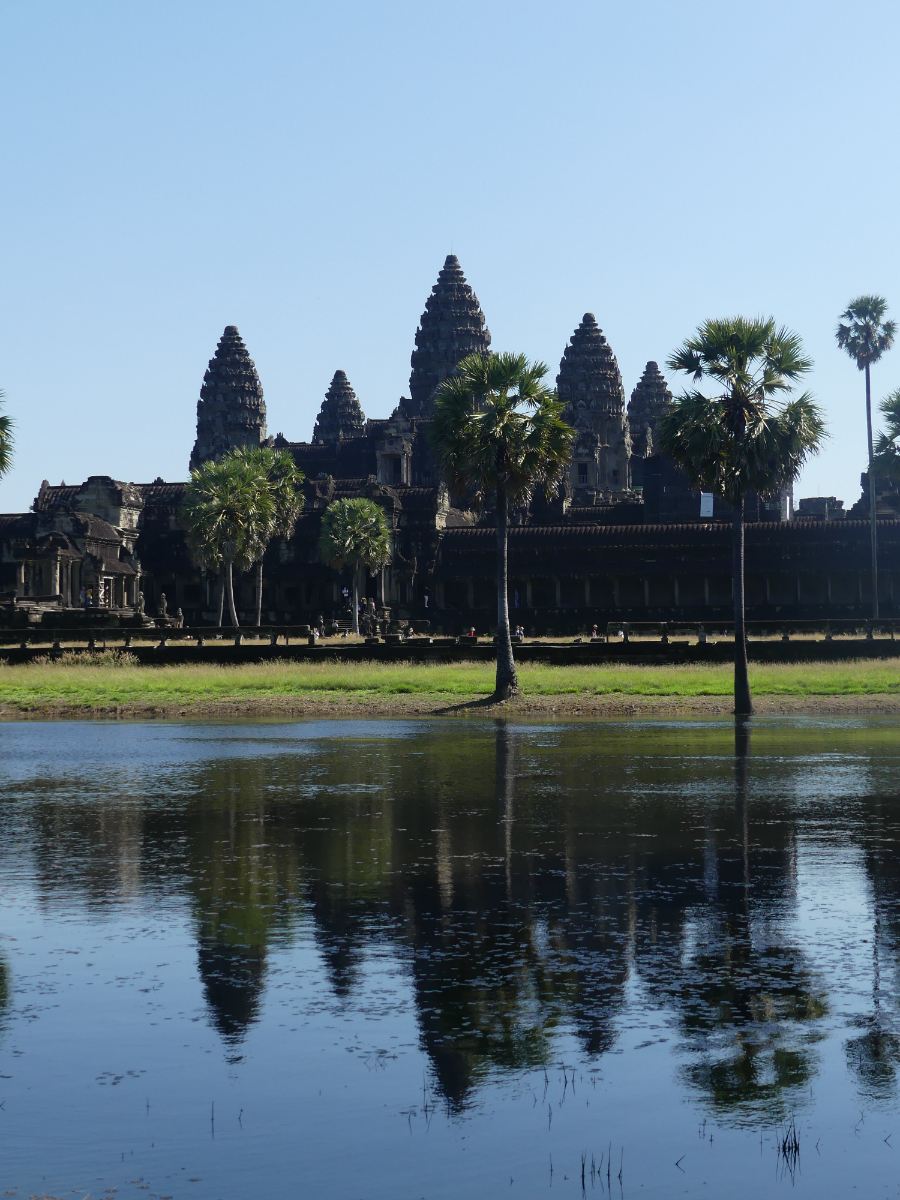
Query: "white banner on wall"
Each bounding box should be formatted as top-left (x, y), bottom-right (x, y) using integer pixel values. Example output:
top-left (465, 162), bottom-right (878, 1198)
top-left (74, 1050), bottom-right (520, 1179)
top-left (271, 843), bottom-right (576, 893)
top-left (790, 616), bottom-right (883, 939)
top-left (700, 493), bottom-right (714, 518)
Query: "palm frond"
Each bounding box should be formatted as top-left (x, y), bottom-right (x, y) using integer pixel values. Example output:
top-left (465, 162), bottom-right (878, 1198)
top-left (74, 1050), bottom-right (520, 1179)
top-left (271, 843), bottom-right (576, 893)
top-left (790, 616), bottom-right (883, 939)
top-left (663, 321), bottom-right (825, 506)
top-left (319, 497), bottom-right (391, 573)
top-left (429, 352), bottom-right (573, 508)
top-left (836, 295), bottom-right (895, 368)
top-left (0, 393), bottom-right (15, 478)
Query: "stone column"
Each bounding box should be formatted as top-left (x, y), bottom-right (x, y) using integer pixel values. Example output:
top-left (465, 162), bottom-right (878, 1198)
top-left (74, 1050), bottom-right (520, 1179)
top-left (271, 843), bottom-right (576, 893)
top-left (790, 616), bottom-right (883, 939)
top-left (16, 562), bottom-right (24, 598)
top-left (50, 558), bottom-right (60, 597)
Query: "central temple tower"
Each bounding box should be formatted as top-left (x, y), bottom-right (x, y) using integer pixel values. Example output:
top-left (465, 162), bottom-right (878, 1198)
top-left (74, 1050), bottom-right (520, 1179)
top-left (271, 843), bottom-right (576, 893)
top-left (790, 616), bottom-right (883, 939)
top-left (190, 325), bottom-right (269, 470)
top-left (406, 255), bottom-right (491, 417)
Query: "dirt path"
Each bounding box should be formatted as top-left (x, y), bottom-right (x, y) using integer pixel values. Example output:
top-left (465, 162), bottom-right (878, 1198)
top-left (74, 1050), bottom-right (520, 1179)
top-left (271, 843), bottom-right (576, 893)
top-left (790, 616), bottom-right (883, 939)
top-left (3, 692), bottom-right (900, 720)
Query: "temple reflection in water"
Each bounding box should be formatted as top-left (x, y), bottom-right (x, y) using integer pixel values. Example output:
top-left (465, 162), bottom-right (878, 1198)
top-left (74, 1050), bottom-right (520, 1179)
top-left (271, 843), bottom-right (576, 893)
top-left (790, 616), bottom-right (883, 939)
top-left (5, 719), bottom-right (900, 1117)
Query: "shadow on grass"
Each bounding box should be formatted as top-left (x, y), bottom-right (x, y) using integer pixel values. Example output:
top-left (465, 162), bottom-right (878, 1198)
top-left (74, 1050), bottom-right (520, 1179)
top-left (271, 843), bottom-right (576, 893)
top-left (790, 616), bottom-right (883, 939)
top-left (434, 693), bottom-right (516, 714)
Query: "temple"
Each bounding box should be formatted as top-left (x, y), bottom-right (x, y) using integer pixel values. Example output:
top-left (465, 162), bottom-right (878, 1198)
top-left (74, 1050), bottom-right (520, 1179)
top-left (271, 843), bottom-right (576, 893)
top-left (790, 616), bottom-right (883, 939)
top-left (2, 254), bottom-right (898, 630)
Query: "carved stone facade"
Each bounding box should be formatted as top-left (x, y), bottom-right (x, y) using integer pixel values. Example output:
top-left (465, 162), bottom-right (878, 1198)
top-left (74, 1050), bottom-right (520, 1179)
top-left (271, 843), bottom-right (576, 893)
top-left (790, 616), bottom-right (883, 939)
top-left (312, 371), bottom-right (366, 444)
top-left (406, 255), bottom-right (491, 417)
top-left (190, 325), bottom-right (270, 470)
top-left (557, 314), bottom-right (632, 501)
top-left (626, 361), bottom-right (673, 487)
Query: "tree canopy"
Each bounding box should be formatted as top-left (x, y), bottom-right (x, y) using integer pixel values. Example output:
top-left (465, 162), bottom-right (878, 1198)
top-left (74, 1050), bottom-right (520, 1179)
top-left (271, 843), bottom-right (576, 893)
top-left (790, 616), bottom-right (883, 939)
top-left (660, 316), bottom-right (825, 505)
top-left (837, 296), bottom-right (896, 371)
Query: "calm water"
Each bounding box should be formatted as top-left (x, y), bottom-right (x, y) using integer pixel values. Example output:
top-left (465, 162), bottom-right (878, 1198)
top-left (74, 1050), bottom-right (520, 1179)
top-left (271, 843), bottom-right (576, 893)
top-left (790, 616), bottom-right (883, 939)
top-left (1, 717), bottom-right (900, 1198)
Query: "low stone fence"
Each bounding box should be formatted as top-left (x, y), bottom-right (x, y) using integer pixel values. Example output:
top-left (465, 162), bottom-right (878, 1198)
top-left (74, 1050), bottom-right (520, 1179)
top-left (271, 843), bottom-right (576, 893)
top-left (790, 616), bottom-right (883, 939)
top-left (0, 620), bottom-right (899, 665)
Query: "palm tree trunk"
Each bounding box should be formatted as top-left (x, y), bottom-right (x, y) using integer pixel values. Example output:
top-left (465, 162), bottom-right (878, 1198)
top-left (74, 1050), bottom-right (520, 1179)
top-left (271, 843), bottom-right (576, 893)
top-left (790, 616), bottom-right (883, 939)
top-left (216, 567), bottom-right (225, 627)
top-left (494, 482), bottom-right (519, 700)
top-left (351, 568), bottom-right (360, 636)
top-left (866, 362), bottom-right (879, 619)
top-left (255, 560), bottom-right (263, 629)
top-left (224, 558), bottom-right (239, 628)
top-left (732, 493), bottom-right (752, 715)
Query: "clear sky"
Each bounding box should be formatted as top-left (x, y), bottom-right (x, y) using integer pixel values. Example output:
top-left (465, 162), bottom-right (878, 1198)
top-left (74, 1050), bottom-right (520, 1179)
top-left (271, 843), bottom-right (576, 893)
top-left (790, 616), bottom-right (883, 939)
top-left (2, 0), bottom-right (899, 513)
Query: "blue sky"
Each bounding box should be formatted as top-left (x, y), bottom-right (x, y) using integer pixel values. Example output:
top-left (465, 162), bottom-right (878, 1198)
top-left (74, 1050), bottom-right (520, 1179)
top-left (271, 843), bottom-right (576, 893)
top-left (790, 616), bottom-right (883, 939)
top-left (1, 0), bottom-right (899, 512)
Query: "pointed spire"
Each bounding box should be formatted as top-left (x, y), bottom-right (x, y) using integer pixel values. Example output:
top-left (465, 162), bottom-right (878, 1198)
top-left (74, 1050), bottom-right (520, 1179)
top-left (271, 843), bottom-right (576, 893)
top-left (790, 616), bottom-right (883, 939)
top-left (312, 370), bottom-right (366, 444)
top-left (627, 361), bottom-right (673, 457)
top-left (407, 254), bottom-right (491, 416)
top-left (190, 325), bottom-right (267, 470)
top-left (556, 314), bottom-right (626, 420)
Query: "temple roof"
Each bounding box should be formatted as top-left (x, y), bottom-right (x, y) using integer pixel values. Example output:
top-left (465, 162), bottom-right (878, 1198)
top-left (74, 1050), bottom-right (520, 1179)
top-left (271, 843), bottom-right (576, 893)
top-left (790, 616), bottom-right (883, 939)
top-left (556, 314), bottom-right (626, 418)
top-left (627, 361), bottom-right (673, 456)
top-left (312, 370), bottom-right (366, 444)
top-left (407, 254), bottom-right (491, 417)
top-left (190, 325), bottom-right (267, 471)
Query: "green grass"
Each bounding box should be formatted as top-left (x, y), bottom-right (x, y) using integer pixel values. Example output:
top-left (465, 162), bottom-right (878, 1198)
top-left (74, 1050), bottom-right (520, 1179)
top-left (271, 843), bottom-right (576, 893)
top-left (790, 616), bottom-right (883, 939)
top-left (0, 656), bottom-right (899, 711)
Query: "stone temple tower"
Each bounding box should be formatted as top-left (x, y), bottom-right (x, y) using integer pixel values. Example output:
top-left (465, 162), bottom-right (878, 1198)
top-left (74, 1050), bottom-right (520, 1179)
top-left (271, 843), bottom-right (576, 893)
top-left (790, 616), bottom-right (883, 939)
top-left (312, 370), bottom-right (366, 444)
top-left (190, 325), bottom-right (269, 471)
top-left (406, 254), bottom-right (491, 417)
top-left (627, 361), bottom-right (673, 487)
top-left (556, 314), bottom-right (631, 498)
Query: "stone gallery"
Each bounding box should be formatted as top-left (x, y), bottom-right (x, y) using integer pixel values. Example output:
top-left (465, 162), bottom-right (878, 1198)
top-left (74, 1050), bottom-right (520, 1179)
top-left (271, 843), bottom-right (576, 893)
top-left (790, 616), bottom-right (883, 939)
top-left (1, 255), bottom-right (897, 631)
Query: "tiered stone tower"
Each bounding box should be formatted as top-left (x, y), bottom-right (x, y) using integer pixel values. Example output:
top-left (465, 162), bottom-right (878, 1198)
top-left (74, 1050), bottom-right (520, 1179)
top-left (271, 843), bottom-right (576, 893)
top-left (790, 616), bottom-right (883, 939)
top-left (406, 254), bottom-right (491, 417)
top-left (190, 326), bottom-right (269, 470)
top-left (627, 361), bottom-right (673, 460)
top-left (312, 370), bottom-right (366, 444)
top-left (556, 314), bottom-right (631, 497)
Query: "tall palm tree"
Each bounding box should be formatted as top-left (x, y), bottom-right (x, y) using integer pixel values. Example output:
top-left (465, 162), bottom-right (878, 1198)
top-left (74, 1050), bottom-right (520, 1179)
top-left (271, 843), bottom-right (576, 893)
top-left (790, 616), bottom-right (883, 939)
top-left (240, 447), bottom-right (305, 626)
top-left (836, 296), bottom-right (896, 619)
top-left (660, 317), bottom-right (826, 716)
top-left (429, 352), bottom-right (573, 701)
top-left (179, 454), bottom-right (275, 627)
top-left (0, 391), bottom-right (14, 479)
top-left (319, 497), bottom-right (391, 635)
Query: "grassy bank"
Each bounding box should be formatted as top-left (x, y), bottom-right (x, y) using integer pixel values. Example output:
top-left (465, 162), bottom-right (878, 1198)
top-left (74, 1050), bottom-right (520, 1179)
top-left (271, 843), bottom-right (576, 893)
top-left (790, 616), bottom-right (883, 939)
top-left (0, 655), bottom-right (899, 716)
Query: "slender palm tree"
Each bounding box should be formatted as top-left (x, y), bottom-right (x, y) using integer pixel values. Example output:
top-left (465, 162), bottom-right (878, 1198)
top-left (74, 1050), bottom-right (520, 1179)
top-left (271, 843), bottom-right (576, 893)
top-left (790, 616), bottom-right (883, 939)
top-left (240, 447), bottom-right (305, 626)
top-left (429, 352), bottom-right (573, 701)
top-left (0, 391), bottom-right (14, 479)
top-left (837, 296), bottom-right (896, 618)
top-left (179, 454), bottom-right (275, 627)
top-left (319, 497), bottom-right (391, 635)
top-left (660, 317), bottom-right (826, 716)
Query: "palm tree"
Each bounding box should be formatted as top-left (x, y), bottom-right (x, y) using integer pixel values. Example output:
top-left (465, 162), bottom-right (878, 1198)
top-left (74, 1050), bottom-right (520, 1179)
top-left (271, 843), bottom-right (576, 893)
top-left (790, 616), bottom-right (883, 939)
top-left (836, 296), bottom-right (896, 619)
top-left (873, 387), bottom-right (900, 483)
top-left (660, 317), bottom-right (826, 716)
top-left (0, 391), bottom-right (14, 479)
top-left (429, 352), bottom-right (573, 701)
top-left (240, 447), bottom-right (305, 626)
top-left (319, 498), bottom-right (391, 635)
top-left (179, 454), bottom-right (275, 627)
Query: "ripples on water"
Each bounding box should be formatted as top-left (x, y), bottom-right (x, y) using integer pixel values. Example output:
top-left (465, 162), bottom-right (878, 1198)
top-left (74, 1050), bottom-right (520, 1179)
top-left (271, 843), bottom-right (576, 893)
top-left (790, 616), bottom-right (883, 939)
top-left (0, 717), bottom-right (899, 1197)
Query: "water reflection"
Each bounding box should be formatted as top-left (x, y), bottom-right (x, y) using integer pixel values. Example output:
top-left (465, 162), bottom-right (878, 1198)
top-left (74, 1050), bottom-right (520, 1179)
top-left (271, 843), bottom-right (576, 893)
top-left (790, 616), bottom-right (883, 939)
top-left (3, 718), bottom-right (900, 1121)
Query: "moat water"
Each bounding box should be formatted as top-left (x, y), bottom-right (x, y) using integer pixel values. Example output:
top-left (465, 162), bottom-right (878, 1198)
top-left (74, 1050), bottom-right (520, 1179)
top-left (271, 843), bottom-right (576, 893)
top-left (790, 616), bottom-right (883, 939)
top-left (1, 717), bottom-right (900, 1198)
